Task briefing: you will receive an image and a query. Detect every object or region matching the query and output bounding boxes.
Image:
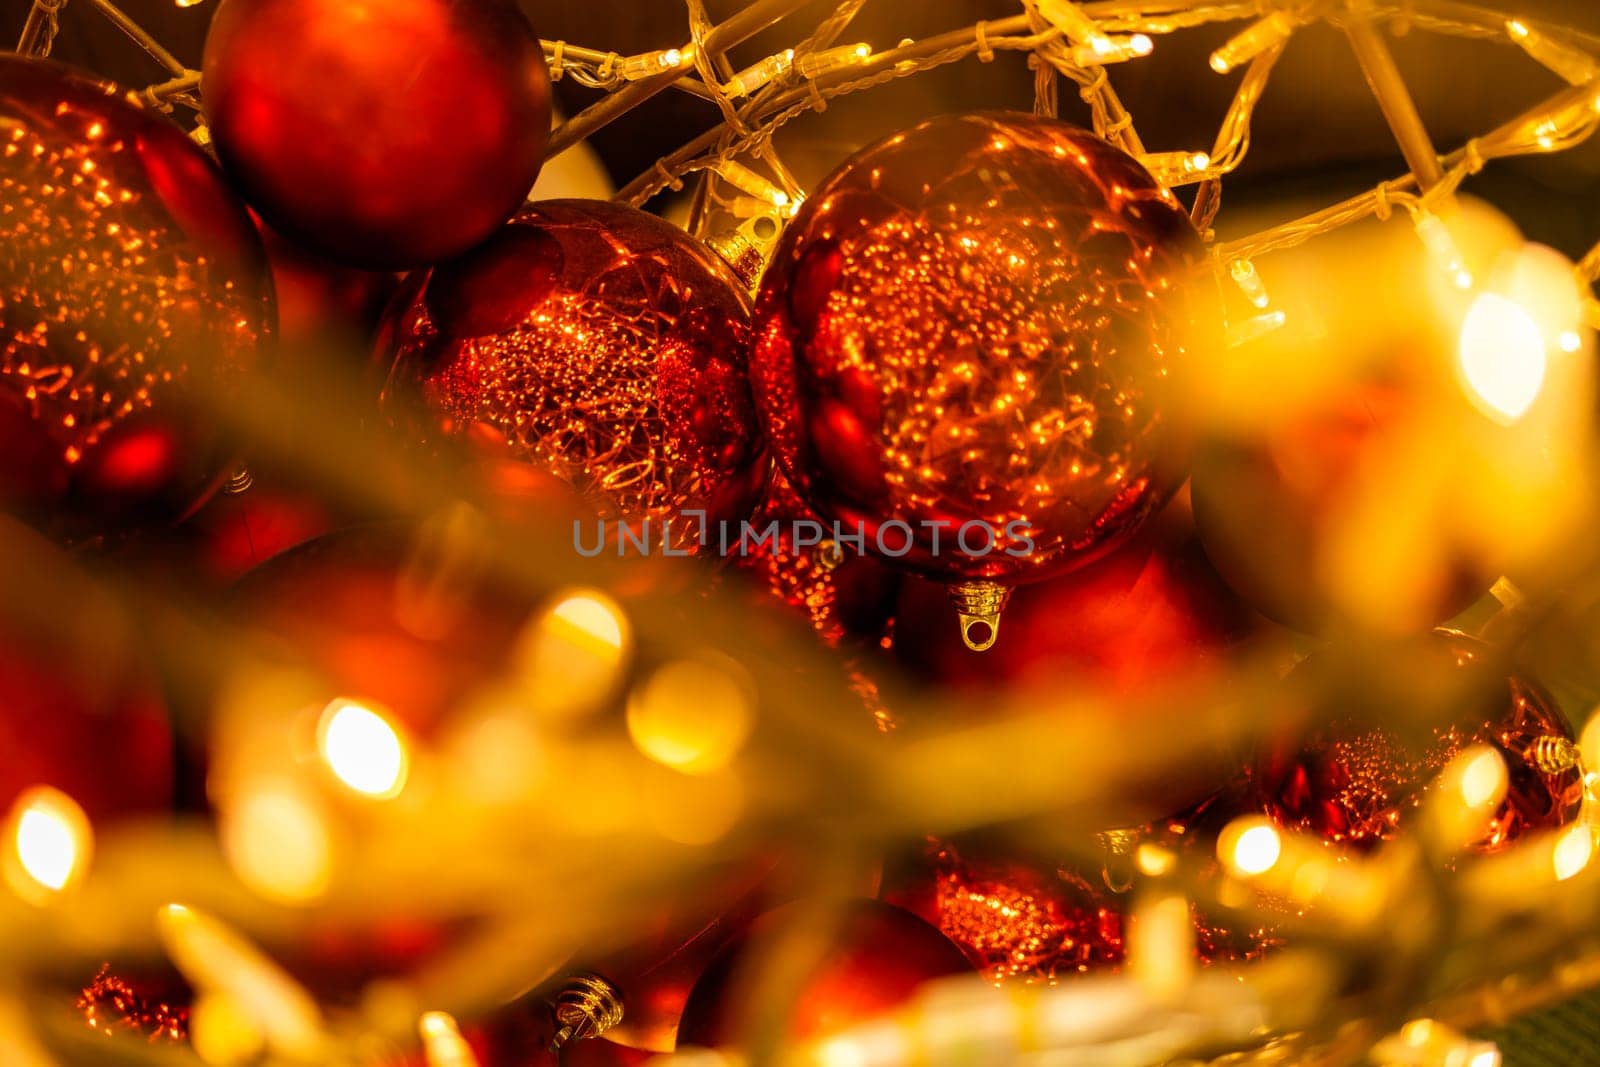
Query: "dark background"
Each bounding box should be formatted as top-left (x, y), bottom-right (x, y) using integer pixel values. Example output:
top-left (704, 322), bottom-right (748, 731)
top-left (5, 2), bottom-right (1600, 1061)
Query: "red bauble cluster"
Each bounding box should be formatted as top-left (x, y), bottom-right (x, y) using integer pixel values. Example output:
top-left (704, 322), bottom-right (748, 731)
top-left (202, 0), bottom-right (552, 270)
top-left (751, 111), bottom-right (1217, 646)
top-left (1255, 631), bottom-right (1583, 851)
top-left (377, 200), bottom-right (768, 552)
top-left (0, 57), bottom-right (273, 544)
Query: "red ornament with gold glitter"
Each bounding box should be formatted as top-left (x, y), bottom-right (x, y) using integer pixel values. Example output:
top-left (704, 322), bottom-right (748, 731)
top-left (202, 0), bottom-right (552, 270)
top-left (675, 899), bottom-right (973, 1050)
top-left (0, 57), bottom-right (273, 545)
top-left (78, 965), bottom-right (189, 1044)
top-left (750, 111), bottom-right (1216, 650)
top-left (377, 200), bottom-right (768, 552)
top-left (1255, 631), bottom-right (1584, 851)
top-left (883, 839), bottom-right (1125, 984)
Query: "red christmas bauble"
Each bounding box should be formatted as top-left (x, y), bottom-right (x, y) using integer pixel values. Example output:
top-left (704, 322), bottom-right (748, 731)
top-left (202, 0), bottom-right (552, 270)
top-left (230, 524), bottom-right (537, 736)
top-left (676, 899), bottom-right (973, 1050)
top-left (0, 57), bottom-right (273, 544)
top-left (377, 200), bottom-right (768, 552)
top-left (751, 112), bottom-right (1215, 646)
top-left (256, 216), bottom-right (397, 356)
top-left (731, 468), bottom-right (899, 650)
top-left (1255, 631), bottom-right (1583, 851)
top-left (1192, 380), bottom-right (1488, 634)
top-left (883, 840), bottom-right (1125, 984)
top-left (0, 519), bottom-right (173, 822)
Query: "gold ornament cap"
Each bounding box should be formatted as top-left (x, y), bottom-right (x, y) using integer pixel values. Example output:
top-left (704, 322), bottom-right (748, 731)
top-left (705, 228), bottom-right (766, 292)
top-left (547, 973), bottom-right (624, 1051)
top-left (948, 580), bottom-right (1011, 652)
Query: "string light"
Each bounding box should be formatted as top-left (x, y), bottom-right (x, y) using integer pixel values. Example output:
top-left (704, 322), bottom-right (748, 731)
top-left (1228, 258), bottom-right (1271, 308)
top-left (1507, 19), bottom-right (1597, 85)
top-left (316, 698), bottom-right (411, 799)
top-left (722, 49), bottom-right (795, 97)
top-left (1139, 149), bottom-right (1211, 186)
top-left (1553, 823), bottom-right (1594, 881)
top-left (1219, 817), bottom-right (1281, 876)
top-left (1070, 34), bottom-right (1153, 67)
top-left (3, 786), bottom-right (91, 903)
top-left (711, 159), bottom-right (792, 210)
top-left (795, 42), bottom-right (873, 79)
top-left (1034, 0), bottom-right (1114, 54)
top-left (1413, 210), bottom-right (1475, 290)
top-left (1210, 11), bottom-right (1301, 75)
top-left (515, 589), bottom-right (631, 719)
top-left (1225, 309), bottom-right (1288, 348)
top-left (620, 47), bottom-right (693, 81)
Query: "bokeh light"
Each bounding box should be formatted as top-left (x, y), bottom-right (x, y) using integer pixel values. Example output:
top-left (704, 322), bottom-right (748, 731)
top-left (627, 657), bottom-right (755, 774)
top-left (4, 786), bottom-right (91, 902)
top-left (316, 699), bottom-right (410, 799)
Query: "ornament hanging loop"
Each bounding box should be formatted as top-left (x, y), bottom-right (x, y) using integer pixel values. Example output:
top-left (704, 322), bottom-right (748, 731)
top-left (547, 973), bottom-right (624, 1051)
top-left (949, 580), bottom-right (1011, 652)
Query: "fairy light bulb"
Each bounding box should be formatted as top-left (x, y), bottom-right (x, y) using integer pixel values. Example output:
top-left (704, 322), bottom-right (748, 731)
top-left (712, 159), bottom-right (791, 210)
top-left (1226, 309), bottom-right (1287, 348)
top-left (1139, 149), bottom-right (1210, 186)
top-left (1210, 11), bottom-right (1299, 74)
top-left (1071, 34), bottom-right (1153, 66)
top-left (1229, 258), bottom-right (1270, 308)
top-left (1507, 19), bottom-right (1598, 85)
top-left (620, 47), bottom-right (691, 81)
top-left (316, 699), bottom-right (410, 799)
top-left (1459, 748), bottom-right (1508, 810)
top-left (4, 787), bottom-right (91, 902)
top-left (723, 49), bottom-right (795, 97)
top-left (1457, 292), bottom-right (1547, 423)
top-left (516, 589), bottom-right (631, 720)
top-left (1219, 817), bottom-right (1281, 876)
top-left (420, 1012), bottom-right (480, 1067)
top-left (796, 42), bottom-right (873, 78)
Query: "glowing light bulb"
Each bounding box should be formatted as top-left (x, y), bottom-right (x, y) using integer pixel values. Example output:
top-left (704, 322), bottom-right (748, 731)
top-left (1210, 11), bottom-right (1298, 74)
top-left (1459, 748), bottom-right (1508, 809)
top-left (1219, 817), bottom-right (1281, 876)
top-left (223, 780), bottom-right (332, 903)
top-left (1457, 292), bottom-right (1547, 423)
top-left (1229, 258), bottom-right (1271, 308)
top-left (1553, 823), bottom-right (1593, 881)
top-left (795, 42), bottom-right (873, 78)
top-left (317, 699), bottom-right (410, 799)
top-left (5, 787), bottom-right (91, 901)
top-left (1070, 34), bottom-right (1152, 65)
top-left (627, 657), bottom-right (755, 774)
top-left (420, 1012), bottom-right (480, 1067)
top-left (1559, 330), bottom-right (1583, 352)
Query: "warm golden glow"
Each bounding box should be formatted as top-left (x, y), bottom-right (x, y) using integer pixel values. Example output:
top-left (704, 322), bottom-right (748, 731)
top-left (1458, 292), bottom-right (1547, 423)
top-left (1459, 748), bottom-right (1508, 809)
top-left (420, 1011), bottom-right (479, 1067)
top-left (5, 786), bottom-right (91, 901)
top-left (517, 589), bottom-right (631, 719)
top-left (627, 658), bottom-right (755, 774)
top-left (316, 699), bottom-right (410, 799)
top-left (1553, 824), bottom-right (1593, 881)
top-left (222, 780), bottom-right (332, 903)
top-left (1220, 817), bottom-right (1282, 876)
top-left (190, 992), bottom-right (265, 1066)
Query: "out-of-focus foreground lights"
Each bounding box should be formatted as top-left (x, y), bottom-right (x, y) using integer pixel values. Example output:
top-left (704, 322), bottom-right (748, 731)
top-left (1458, 292), bottom-right (1547, 423)
top-left (419, 1011), bottom-right (479, 1067)
top-left (1459, 748), bottom-right (1508, 809)
top-left (1220, 817), bottom-right (1282, 876)
top-left (627, 658), bottom-right (755, 774)
top-left (317, 698), bottom-right (410, 799)
top-left (223, 780), bottom-right (332, 903)
top-left (1553, 823), bottom-right (1594, 881)
top-left (517, 589), bottom-right (632, 718)
top-left (190, 991), bottom-right (265, 1066)
top-left (4, 786), bottom-right (91, 902)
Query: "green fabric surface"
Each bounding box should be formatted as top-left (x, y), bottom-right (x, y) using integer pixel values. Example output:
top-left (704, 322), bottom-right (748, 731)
top-left (1487, 988), bottom-right (1600, 1066)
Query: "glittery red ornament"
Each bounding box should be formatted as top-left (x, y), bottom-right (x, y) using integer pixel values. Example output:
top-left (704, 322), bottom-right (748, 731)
top-left (883, 840), bottom-right (1125, 984)
top-left (751, 112), bottom-right (1216, 650)
top-left (0, 519), bottom-right (173, 822)
top-left (78, 965), bottom-right (190, 1044)
top-left (1255, 631), bottom-right (1583, 851)
top-left (202, 0), bottom-right (552, 270)
top-left (731, 468), bottom-right (899, 649)
top-left (0, 57), bottom-right (273, 545)
top-left (1192, 381), bottom-right (1487, 634)
top-left (378, 200), bottom-right (768, 552)
top-left (676, 899), bottom-right (973, 1050)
